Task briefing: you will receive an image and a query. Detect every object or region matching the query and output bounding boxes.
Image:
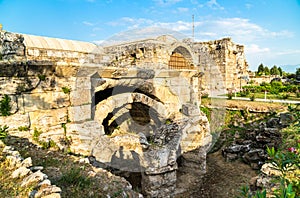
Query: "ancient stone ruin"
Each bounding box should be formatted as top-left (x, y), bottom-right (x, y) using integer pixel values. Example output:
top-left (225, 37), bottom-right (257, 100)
top-left (0, 28), bottom-right (248, 197)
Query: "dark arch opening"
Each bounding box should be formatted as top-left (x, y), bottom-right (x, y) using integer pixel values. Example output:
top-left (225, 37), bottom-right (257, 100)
top-left (102, 102), bottom-right (162, 135)
top-left (94, 85), bottom-right (162, 106)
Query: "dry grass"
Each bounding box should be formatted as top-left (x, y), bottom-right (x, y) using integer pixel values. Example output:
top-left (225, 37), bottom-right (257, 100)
top-left (1, 137), bottom-right (139, 198)
top-left (202, 97), bottom-right (287, 112)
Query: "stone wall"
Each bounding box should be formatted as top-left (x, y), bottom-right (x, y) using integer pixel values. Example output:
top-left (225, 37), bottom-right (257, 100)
top-left (0, 31), bottom-right (25, 61)
top-left (194, 38), bottom-right (249, 95)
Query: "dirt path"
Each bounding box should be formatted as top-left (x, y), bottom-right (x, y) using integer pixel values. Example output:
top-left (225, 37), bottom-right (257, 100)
top-left (176, 150), bottom-right (257, 198)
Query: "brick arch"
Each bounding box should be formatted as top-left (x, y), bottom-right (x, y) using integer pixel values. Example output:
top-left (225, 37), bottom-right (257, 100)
top-left (168, 44), bottom-right (196, 70)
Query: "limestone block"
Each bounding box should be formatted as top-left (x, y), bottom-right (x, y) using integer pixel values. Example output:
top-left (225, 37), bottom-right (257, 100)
top-left (68, 104), bottom-right (91, 122)
top-left (92, 136), bottom-right (119, 163)
top-left (21, 170), bottom-right (47, 187)
top-left (67, 121), bottom-right (104, 138)
top-left (70, 89), bottom-right (91, 106)
top-left (12, 167), bottom-right (31, 178)
top-left (29, 108), bottom-right (67, 129)
top-left (21, 92), bottom-right (69, 112)
top-left (74, 77), bottom-right (91, 89)
top-left (21, 157), bottom-right (33, 168)
top-left (0, 113), bottom-right (30, 131)
top-left (181, 103), bottom-right (200, 116)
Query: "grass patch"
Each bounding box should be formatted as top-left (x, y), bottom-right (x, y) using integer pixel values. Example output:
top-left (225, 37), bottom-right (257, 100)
top-left (18, 126), bottom-right (30, 131)
top-left (57, 167), bottom-right (92, 190)
top-left (0, 125), bottom-right (9, 140)
top-left (0, 154), bottom-right (37, 197)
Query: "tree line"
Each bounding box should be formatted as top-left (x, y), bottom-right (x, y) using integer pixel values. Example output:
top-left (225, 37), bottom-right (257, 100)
top-left (256, 63), bottom-right (283, 76)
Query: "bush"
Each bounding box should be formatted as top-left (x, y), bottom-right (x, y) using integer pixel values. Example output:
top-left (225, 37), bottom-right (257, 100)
top-left (0, 95), bottom-right (11, 116)
top-left (33, 128), bottom-right (42, 142)
top-left (281, 93), bottom-right (290, 100)
top-left (0, 125), bottom-right (9, 140)
top-left (227, 92), bottom-right (233, 100)
top-left (249, 94), bottom-right (255, 101)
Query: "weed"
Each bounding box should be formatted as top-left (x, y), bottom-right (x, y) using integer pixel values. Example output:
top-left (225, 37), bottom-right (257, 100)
top-left (165, 119), bottom-right (172, 125)
top-left (18, 126), bottom-right (29, 131)
top-left (32, 128), bottom-right (42, 142)
top-left (200, 106), bottom-right (211, 121)
top-left (37, 74), bottom-right (46, 81)
top-left (62, 87), bottom-right (71, 94)
top-left (57, 167), bottom-right (91, 189)
top-left (249, 94), bottom-right (256, 101)
top-left (40, 139), bottom-right (58, 149)
top-left (0, 125), bottom-right (9, 140)
top-left (0, 95), bottom-right (11, 116)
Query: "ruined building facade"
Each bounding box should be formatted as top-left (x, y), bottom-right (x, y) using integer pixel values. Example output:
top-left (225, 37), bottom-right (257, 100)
top-left (0, 28), bottom-right (248, 197)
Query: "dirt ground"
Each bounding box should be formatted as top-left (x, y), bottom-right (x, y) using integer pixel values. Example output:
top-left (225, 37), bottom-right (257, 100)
top-left (176, 150), bottom-right (257, 198)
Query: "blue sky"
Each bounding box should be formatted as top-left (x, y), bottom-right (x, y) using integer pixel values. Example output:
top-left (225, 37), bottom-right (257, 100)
top-left (0, 0), bottom-right (299, 71)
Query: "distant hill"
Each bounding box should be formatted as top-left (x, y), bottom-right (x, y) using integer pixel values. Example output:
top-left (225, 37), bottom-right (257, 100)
top-left (279, 64), bottom-right (300, 73)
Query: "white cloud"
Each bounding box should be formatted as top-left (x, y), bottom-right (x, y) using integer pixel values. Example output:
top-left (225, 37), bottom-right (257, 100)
top-left (107, 17), bottom-right (154, 28)
top-left (207, 0), bottom-right (224, 10)
top-left (193, 18), bottom-right (294, 43)
top-left (83, 21), bottom-right (95, 26)
top-left (177, 7), bottom-right (189, 13)
top-left (276, 50), bottom-right (300, 56)
top-left (93, 40), bottom-right (105, 45)
top-left (245, 44), bottom-right (270, 54)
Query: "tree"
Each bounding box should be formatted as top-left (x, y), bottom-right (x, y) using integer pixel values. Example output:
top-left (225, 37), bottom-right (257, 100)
top-left (296, 68), bottom-right (300, 80)
top-left (264, 66), bottom-right (270, 75)
top-left (270, 65), bottom-right (280, 76)
top-left (278, 67), bottom-right (283, 76)
top-left (257, 63), bottom-right (265, 76)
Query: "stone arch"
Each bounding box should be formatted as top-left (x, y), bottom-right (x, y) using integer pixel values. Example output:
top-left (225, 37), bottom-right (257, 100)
top-left (168, 43), bottom-right (196, 70)
top-left (95, 92), bottom-right (169, 133)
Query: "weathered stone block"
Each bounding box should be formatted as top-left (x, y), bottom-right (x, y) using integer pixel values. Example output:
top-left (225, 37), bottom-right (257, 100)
top-left (0, 113), bottom-right (30, 131)
top-left (181, 103), bottom-right (200, 116)
top-left (70, 89), bottom-right (91, 106)
top-left (68, 104), bottom-right (91, 122)
top-left (21, 92), bottom-right (69, 112)
top-left (29, 108), bottom-right (67, 129)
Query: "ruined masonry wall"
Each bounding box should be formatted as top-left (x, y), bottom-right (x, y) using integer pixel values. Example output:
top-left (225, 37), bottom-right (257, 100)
top-left (194, 38), bottom-right (248, 94)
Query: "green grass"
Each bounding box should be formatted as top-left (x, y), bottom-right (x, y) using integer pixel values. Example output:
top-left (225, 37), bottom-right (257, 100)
top-left (0, 155), bottom-right (37, 197)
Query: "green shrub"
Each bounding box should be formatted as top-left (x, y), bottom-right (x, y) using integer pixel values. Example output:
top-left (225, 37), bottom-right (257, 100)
top-left (200, 106), bottom-right (211, 121)
top-left (37, 74), bottom-right (46, 81)
top-left (281, 93), bottom-right (290, 100)
top-left (62, 87), bottom-right (71, 94)
top-left (227, 92), bottom-right (233, 100)
top-left (0, 125), bottom-right (9, 140)
top-left (40, 139), bottom-right (58, 149)
top-left (0, 95), bottom-right (11, 116)
top-left (249, 94), bottom-right (256, 101)
top-left (33, 128), bottom-right (42, 142)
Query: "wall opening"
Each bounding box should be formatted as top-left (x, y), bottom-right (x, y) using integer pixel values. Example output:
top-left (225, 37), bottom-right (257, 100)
top-left (169, 46), bottom-right (194, 70)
